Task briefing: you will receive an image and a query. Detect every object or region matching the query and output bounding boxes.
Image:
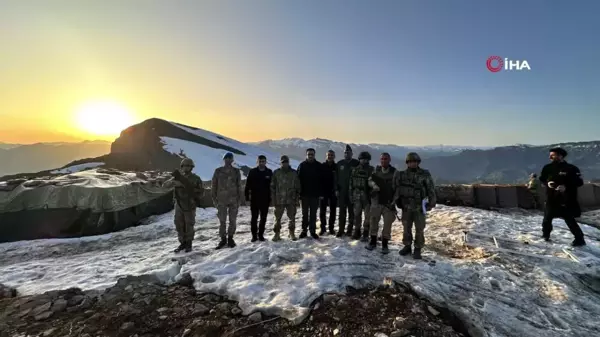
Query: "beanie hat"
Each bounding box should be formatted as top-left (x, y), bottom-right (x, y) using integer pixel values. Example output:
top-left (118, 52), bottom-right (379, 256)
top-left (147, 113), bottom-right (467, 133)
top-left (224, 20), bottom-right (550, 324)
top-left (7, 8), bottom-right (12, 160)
top-left (345, 144), bottom-right (352, 152)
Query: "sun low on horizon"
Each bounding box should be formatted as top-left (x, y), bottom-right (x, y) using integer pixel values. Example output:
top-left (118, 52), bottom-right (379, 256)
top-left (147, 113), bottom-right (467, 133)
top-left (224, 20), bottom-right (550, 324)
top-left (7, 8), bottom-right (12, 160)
top-left (73, 100), bottom-right (137, 139)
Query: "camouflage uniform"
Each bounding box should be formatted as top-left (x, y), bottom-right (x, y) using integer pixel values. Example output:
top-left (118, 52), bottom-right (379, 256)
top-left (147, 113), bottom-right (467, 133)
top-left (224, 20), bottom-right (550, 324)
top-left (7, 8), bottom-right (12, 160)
top-left (336, 157), bottom-right (359, 236)
top-left (527, 174), bottom-right (540, 209)
top-left (393, 153), bottom-right (436, 255)
top-left (270, 162), bottom-right (301, 240)
top-left (211, 165), bottom-right (243, 239)
top-left (163, 158), bottom-right (203, 252)
top-left (368, 165), bottom-right (397, 241)
top-left (349, 152), bottom-right (375, 240)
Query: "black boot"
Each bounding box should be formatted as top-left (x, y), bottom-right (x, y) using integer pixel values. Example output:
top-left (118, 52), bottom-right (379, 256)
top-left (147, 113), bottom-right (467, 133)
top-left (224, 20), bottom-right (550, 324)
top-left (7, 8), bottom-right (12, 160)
top-left (299, 230), bottom-right (308, 239)
top-left (319, 228), bottom-right (327, 235)
top-left (311, 232), bottom-right (320, 239)
top-left (336, 227), bottom-right (345, 238)
top-left (346, 225), bottom-right (354, 237)
top-left (227, 236), bottom-right (237, 248)
top-left (174, 243), bottom-right (185, 253)
top-left (365, 236), bottom-right (377, 250)
top-left (352, 229), bottom-right (362, 240)
top-left (215, 237), bottom-right (227, 250)
top-left (399, 245), bottom-right (411, 256)
top-left (360, 230), bottom-right (369, 242)
top-left (413, 247), bottom-right (422, 260)
top-left (381, 239), bottom-right (389, 254)
top-left (258, 233), bottom-right (266, 241)
top-left (251, 234), bottom-right (258, 243)
top-left (572, 237), bottom-right (586, 247)
top-left (185, 241), bottom-right (192, 253)
top-left (542, 234), bottom-right (551, 242)
top-left (329, 226), bottom-right (336, 235)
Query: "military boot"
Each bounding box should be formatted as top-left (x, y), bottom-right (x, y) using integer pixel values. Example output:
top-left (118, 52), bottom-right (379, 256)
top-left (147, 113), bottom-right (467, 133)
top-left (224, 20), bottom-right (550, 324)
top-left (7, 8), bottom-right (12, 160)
top-left (360, 230), bottom-right (369, 243)
top-left (381, 239), bottom-right (389, 254)
top-left (185, 241), bottom-right (192, 253)
top-left (299, 230), bottom-right (308, 239)
top-left (399, 245), bottom-right (411, 256)
top-left (413, 247), bottom-right (422, 259)
top-left (352, 229), bottom-right (362, 240)
top-left (328, 226), bottom-right (336, 235)
top-left (572, 237), bottom-right (586, 247)
top-left (251, 235), bottom-right (258, 243)
top-left (289, 230), bottom-right (297, 241)
top-left (345, 225), bottom-right (354, 237)
top-left (227, 236), bottom-right (237, 248)
top-left (365, 236), bottom-right (377, 251)
top-left (335, 226), bottom-right (345, 238)
top-left (272, 231), bottom-right (281, 242)
top-left (215, 237), bottom-right (227, 250)
top-left (173, 243), bottom-right (185, 253)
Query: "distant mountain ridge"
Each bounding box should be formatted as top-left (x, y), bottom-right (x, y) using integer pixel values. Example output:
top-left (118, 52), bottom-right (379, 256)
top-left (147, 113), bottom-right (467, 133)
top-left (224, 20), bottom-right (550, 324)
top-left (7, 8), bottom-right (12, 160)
top-left (0, 141), bottom-right (111, 176)
top-left (252, 138), bottom-right (600, 184)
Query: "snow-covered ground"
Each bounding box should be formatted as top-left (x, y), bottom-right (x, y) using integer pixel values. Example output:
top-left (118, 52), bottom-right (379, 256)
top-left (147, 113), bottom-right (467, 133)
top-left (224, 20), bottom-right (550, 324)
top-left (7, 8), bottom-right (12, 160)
top-left (1, 206), bottom-right (600, 337)
top-left (50, 162), bottom-right (105, 174)
top-left (160, 122), bottom-right (300, 180)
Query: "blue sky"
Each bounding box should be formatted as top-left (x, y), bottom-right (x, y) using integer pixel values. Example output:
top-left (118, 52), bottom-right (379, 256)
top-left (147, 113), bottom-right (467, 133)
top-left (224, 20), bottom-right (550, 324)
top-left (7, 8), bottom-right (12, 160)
top-left (1, 0), bottom-right (598, 146)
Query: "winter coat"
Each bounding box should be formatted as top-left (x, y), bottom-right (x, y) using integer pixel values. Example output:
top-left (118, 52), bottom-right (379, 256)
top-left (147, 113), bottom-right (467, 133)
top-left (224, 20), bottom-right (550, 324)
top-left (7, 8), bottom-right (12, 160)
top-left (393, 167), bottom-right (437, 212)
top-left (297, 160), bottom-right (323, 198)
top-left (270, 167), bottom-right (301, 205)
top-left (211, 165), bottom-right (243, 206)
top-left (539, 161), bottom-right (583, 218)
top-left (245, 167), bottom-right (273, 205)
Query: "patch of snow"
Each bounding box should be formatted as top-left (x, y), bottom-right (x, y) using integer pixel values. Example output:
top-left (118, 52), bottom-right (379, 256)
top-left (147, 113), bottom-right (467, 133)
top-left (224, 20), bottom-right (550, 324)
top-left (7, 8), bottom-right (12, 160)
top-left (160, 136), bottom-right (300, 181)
top-left (50, 162), bottom-right (105, 174)
top-left (0, 206), bottom-right (599, 336)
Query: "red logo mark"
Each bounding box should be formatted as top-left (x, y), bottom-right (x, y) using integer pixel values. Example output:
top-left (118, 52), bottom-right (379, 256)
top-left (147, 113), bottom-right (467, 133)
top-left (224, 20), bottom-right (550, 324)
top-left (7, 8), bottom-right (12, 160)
top-left (486, 56), bottom-right (503, 72)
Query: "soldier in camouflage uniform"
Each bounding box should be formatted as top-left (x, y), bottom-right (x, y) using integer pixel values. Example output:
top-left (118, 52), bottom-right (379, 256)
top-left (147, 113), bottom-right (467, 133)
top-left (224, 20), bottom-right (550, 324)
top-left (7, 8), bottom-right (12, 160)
top-left (163, 158), bottom-right (204, 253)
top-left (336, 145), bottom-right (360, 237)
top-left (526, 173), bottom-right (540, 209)
top-left (349, 151), bottom-right (375, 242)
top-left (212, 152), bottom-right (243, 249)
top-left (270, 155), bottom-right (301, 241)
top-left (393, 152), bottom-right (437, 259)
top-left (366, 153), bottom-right (397, 254)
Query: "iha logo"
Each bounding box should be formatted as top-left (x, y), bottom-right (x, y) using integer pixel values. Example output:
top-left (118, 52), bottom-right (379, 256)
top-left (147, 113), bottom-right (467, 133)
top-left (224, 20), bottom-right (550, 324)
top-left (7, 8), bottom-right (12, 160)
top-left (486, 56), bottom-right (531, 72)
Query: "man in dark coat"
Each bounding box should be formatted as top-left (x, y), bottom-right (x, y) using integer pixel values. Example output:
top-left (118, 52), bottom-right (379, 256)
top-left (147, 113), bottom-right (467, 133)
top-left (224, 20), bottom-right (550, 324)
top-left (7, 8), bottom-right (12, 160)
top-left (320, 150), bottom-right (338, 235)
top-left (297, 148), bottom-right (323, 239)
top-left (538, 147), bottom-right (586, 246)
top-left (245, 155), bottom-right (273, 242)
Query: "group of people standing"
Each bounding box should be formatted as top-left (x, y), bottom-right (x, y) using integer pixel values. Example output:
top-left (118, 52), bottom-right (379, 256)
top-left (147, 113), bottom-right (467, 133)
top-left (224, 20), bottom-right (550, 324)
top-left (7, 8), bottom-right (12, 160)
top-left (165, 145), bottom-right (437, 259)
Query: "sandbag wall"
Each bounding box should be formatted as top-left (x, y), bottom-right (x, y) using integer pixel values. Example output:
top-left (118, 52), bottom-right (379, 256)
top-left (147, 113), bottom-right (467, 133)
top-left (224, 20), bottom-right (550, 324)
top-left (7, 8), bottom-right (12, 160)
top-left (433, 183), bottom-right (600, 210)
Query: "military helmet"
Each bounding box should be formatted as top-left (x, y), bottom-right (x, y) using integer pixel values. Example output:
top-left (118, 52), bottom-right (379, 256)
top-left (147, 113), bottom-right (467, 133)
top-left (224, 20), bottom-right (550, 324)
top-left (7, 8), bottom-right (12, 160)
top-left (358, 151), bottom-right (371, 160)
top-left (180, 158), bottom-right (195, 167)
top-left (405, 152), bottom-right (421, 163)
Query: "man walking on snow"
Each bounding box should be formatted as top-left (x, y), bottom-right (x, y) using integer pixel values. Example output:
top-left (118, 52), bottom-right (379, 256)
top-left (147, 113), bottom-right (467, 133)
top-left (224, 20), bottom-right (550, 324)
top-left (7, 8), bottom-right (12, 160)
top-left (212, 152), bottom-right (243, 249)
top-left (539, 147), bottom-right (586, 246)
top-left (271, 155), bottom-right (301, 241)
top-left (366, 153), bottom-right (397, 254)
top-left (245, 155), bottom-right (273, 242)
top-left (393, 152), bottom-right (437, 259)
top-left (336, 145), bottom-right (359, 237)
top-left (163, 158), bottom-right (204, 253)
top-left (297, 148), bottom-right (323, 239)
top-left (320, 150), bottom-right (338, 235)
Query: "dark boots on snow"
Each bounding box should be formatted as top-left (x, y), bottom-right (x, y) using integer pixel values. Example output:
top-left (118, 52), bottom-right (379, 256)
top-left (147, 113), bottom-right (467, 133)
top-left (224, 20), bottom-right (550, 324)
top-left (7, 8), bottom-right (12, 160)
top-left (299, 231), bottom-right (308, 239)
top-left (227, 236), bottom-right (236, 248)
top-left (311, 232), bottom-right (320, 240)
top-left (381, 239), bottom-right (389, 254)
top-left (185, 241), bottom-right (192, 253)
top-left (399, 245), bottom-right (412, 256)
top-left (215, 237), bottom-right (227, 250)
top-left (251, 235), bottom-right (258, 243)
top-left (365, 236), bottom-right (377, 251)
top-left (174, 243), bottom-right (186, 253)
top-left (413, 247), bottom-right (422, 259)
top-left (572, 237), bottom-right (586, 247)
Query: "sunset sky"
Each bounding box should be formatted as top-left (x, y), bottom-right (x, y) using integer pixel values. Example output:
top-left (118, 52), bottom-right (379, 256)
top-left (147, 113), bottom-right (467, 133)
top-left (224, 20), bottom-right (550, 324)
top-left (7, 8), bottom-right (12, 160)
top-left (1, 0), bottom-right (599, 146)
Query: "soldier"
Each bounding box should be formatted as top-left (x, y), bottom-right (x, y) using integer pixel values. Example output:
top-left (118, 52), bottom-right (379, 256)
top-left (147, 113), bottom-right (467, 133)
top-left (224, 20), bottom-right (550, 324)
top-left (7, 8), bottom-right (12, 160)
top-left (245, 155), bottom-right (273, 242)
top-left (539, 147), bottom-right (585, 246)
top-left (336, 145), bottom-right (359, 237)
top-left (349, 151), bottom-right (375, 242)
top-left (212, 152), bottom-right (243, 249)
top-left (526, 173), bottom-right (540, 209)
top-left (393, 152), bottom-right (436, 259)
top-left (297, 148), bottom-right (323, 239)
top-left (271, 155), bottom-right (301, 241)
top-left (320, 150), bottom-right (338, 235)
top-left (163, 158), bottom-right (204, 253)
top-left (366, 153), bottom-right (397, 254)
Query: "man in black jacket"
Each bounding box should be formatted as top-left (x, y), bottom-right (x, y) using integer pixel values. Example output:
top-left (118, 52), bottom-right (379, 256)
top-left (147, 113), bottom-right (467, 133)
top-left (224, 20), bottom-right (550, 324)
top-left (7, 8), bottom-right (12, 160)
top-left (320, 150), bottom-right (338, 235)
top-left (245, 155), bottom-right (273, 242)
top-left (538, 147), bottom-right (585, 246)
top-left (297, 148), bottom-right (322, 239)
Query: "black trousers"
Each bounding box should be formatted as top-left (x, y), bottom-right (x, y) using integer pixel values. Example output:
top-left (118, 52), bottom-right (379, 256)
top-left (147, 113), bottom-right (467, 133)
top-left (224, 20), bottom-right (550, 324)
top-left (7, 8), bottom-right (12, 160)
top-left (542, 206), bottom-right (584, 240)
top-left (250, 201), bottom-right (269, 237)
top-left (338, 193), bottom-right (354, 233)
top-left (319, 194), bottom-right (338, 231)
top-left (301, 196), bottom-right (320, 234)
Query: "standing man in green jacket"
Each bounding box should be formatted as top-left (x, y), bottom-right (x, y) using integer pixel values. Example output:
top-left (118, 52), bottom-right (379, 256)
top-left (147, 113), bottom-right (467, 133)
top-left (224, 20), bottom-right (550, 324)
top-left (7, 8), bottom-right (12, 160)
top-left (393, 152), bottom-right (437, 259)
top-left (336, 145), bottom-right (359, 237)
